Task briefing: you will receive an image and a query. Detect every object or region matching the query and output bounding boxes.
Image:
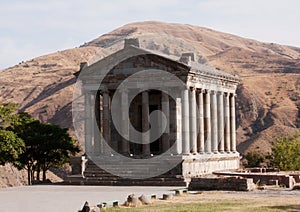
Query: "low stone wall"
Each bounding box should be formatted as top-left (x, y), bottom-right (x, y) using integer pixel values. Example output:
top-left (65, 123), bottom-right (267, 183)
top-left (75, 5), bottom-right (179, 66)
top-left (213, 171), bottom-right (296, 188)
top-left (188, 177), bottom-right (256, 191)
top-left (182, 153), bottom-right (240, 177)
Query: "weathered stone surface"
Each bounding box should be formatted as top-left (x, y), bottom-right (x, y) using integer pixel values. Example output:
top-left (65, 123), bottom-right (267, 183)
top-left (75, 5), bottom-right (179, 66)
top-left (124, 194), bottom-right (142, 207)
top-left (139, 194), bottom-right (152, 204)
top-left (292, 184), bottom-right (300, 190)
top-left (162, 193), bottom-right (173, 200)
top-left (188, 177), bottom-right (256, 191)
top-left (214, 171), bottom-right (297, 189)
top-left (80, 201), bottom-right (90, 212)
top-left (89, 206), bottom-right (100, 212)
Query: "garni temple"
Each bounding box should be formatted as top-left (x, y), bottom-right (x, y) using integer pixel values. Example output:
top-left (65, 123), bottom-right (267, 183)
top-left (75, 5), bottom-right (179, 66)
top-left (73, 38), bottom-right (240, 186)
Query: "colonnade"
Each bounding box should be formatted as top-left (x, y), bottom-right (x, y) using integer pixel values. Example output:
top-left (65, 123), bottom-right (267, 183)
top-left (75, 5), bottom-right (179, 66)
top-left (84, 87), bottom-right (237, 156)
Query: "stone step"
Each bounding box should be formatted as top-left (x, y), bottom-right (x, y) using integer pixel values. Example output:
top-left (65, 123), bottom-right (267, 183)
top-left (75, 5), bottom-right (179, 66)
top-left (81, 180), bottom-right (186, 186)
top-left (84, 173), bottom-right (183, 181)
top-left (66, 159), bottom-right (185, 186)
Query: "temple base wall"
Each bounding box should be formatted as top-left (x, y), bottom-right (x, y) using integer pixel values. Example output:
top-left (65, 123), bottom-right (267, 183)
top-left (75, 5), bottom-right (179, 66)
top-left (182, 153), bottom-right (240, 178)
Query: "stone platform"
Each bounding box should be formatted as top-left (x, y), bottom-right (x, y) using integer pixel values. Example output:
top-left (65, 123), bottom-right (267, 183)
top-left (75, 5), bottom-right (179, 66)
top-left (65, 153), bottom-right (240, 186)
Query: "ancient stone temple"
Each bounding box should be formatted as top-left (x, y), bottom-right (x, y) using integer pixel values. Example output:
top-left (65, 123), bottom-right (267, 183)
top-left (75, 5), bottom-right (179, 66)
top-left (75, 38), bottom-right (240, 186)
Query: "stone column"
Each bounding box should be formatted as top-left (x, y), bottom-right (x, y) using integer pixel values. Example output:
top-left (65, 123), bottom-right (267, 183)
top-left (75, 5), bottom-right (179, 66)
top-left (224, 92), bottom-right (231, 153)
top-left (230, 93), bottom-right (237, 153)
top-left (121, 89), bottom-right (129, 155)
top-left (197, 90), bottom-right (205, 154)
top-left (175, 97), bottom-right (182, 154)
top-left (94, 91), bottom-right (101, 155)
top-left (189, 87), bottom-right (197, 154)
top-left (102, 90), bottom-right (111, 152)
top-left (84, 91), bottom-right (92, 155)
top-left (204, 90), bottom-right (211, 153)
top-left (161, 92), bottom-right (170, 152)
top-left (181, 88), bottom-right (190, 155)
top-left (142, 91), bottom-right (151, 156)
top-left (211, 91), bottom-right (218, 153)
top-left (217, 91), bottom-right (225, 153)
top-left (90, 92), bottom-right (96, 154)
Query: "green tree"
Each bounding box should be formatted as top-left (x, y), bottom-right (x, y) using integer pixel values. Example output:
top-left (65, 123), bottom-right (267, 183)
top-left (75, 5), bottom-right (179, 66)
top-left (0, 129), bottom-right (24, 165)
top-left (0, 103), bottom-right (18, 127)
top-left (0, 103), bottom-right (25, 166)
top-left (269, 133), bottom-right (300, 171)
top-left (0, 103), bottom-right (80, 185)
top-left (14, 119), bottom-right (79, 183)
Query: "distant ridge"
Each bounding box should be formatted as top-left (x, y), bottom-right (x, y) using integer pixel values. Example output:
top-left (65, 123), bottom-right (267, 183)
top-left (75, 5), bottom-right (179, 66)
top-left (0, 21), bottom-right (299, 157)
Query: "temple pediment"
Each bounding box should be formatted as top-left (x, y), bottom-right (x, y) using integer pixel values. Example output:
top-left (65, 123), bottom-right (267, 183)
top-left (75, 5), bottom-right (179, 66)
top-left (77, 38), bottom-right (239, 86)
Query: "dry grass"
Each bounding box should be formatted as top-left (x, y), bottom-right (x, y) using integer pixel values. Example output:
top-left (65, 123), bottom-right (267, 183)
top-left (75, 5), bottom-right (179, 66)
top-left (106, 190), bottom-right (300, 212)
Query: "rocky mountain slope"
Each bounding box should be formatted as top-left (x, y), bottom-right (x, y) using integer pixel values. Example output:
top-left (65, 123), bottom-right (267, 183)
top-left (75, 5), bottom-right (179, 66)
top-left (0, 21), bottom-right (299, 163)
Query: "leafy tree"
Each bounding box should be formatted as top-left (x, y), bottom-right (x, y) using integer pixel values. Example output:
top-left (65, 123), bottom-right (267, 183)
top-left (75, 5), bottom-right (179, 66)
top-left (13, 119), bottom-right (79, 183)
top-left (0, 103), bottom-right (25, 166)
top-left (0, 129), bottom-right (24, 165)
top-left (244, 151), bottom-right (265, 168)
top-left (269, 133), bottom-right (300, 171)
top-left (0, 103), bottom-right (18, 128)
top-left (0, 103), bottom-right (80, 185)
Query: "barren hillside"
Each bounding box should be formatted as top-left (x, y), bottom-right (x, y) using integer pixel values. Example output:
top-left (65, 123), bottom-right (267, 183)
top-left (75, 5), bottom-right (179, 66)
top-left (0, 21), bottom-right (299, 175)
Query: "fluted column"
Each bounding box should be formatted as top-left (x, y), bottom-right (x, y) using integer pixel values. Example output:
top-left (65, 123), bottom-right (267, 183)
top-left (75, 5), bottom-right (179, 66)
top-left (84, 91), bottom-right (92, 154)
top-left (224, 92), bottom-right (231, 152)
top-left (181, 88), bottom-right (190, 155)
top-left (211, 91), bottom-right (218, 153)
top-left (121, 89), bottom-right (129, 155)
top-left (161, 92), bottom-right (170, 152)
top-left (102, 91), bottom-right (111, 152)
top-left (189, 87), bottom-right (197, 154)
top-left (142, 91), bottom-right (151, 156)
top-left (197, 90), bottom-right (205, 154)
top-left (230, 93), bottom-right (237, 153)
top-left (204, 90), bottom-right (211, 153)
top-left (217, 91), bottom-right (225, 153)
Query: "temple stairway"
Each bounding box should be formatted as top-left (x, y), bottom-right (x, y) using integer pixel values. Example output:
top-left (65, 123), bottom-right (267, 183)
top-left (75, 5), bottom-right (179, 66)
top-left (64, 160), bottom-right (187, 186)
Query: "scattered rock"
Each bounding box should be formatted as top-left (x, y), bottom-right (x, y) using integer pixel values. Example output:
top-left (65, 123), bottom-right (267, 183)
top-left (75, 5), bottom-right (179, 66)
top-left (292, 184), bottom-right (300, 190)
top-left (124, 194), bottom-right (142, 207)
top-left (162, 193), bottom-right (173, 200)
top-left (89, 206), bottom-right (100, 212)
top-left (139, 194), bottom-right (152, 205)
top-left (80, 201), bottom-right (90, 212)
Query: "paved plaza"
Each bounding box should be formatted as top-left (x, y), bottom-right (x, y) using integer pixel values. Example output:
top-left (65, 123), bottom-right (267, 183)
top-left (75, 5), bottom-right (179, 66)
top-left (0, 185), bottom-right (182, 212)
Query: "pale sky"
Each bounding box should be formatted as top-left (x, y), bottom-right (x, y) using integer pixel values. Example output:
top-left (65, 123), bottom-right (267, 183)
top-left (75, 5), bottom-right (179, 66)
top-left (1, 0), bottom-right (300, 70)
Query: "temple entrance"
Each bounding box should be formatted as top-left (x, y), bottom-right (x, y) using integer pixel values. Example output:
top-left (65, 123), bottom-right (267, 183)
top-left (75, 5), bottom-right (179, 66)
top-left (128, 92), bottom-right (162, 158)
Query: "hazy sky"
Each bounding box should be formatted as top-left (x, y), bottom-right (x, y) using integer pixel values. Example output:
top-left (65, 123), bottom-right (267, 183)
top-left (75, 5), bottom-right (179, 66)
top-left (1, 0), bottom-right (299, 70)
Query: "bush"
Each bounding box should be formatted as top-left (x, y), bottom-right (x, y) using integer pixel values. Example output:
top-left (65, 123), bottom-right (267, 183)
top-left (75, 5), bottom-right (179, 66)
top-left (244, 151), bottom-right (265, 168)
top-left (269, 133), bottom-right (300, 171)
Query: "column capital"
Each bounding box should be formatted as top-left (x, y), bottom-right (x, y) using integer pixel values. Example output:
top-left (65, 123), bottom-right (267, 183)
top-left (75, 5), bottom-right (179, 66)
top-left (205, 89), bottom-right (211, 94)
top-left (224, 92), bottom-right (231, 97)
top-left (190, 86), bottom-right (196, 91)
top-left (217, 91), bottom-right (224, 95)
top-left (210, 90), bottom-right (217, 95)
top-left (198, 89), bottom-right (205, 94)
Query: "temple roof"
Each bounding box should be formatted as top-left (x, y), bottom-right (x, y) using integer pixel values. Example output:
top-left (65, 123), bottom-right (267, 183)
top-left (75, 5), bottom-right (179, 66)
top-left (78, 38), bottom-right (240, 83)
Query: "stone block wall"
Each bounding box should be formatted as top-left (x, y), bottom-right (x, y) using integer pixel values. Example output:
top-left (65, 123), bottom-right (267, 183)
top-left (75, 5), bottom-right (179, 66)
top-left (188, 177), bottom-right (255, 191)
top-left (182, 153), bottom-right (240, 177)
